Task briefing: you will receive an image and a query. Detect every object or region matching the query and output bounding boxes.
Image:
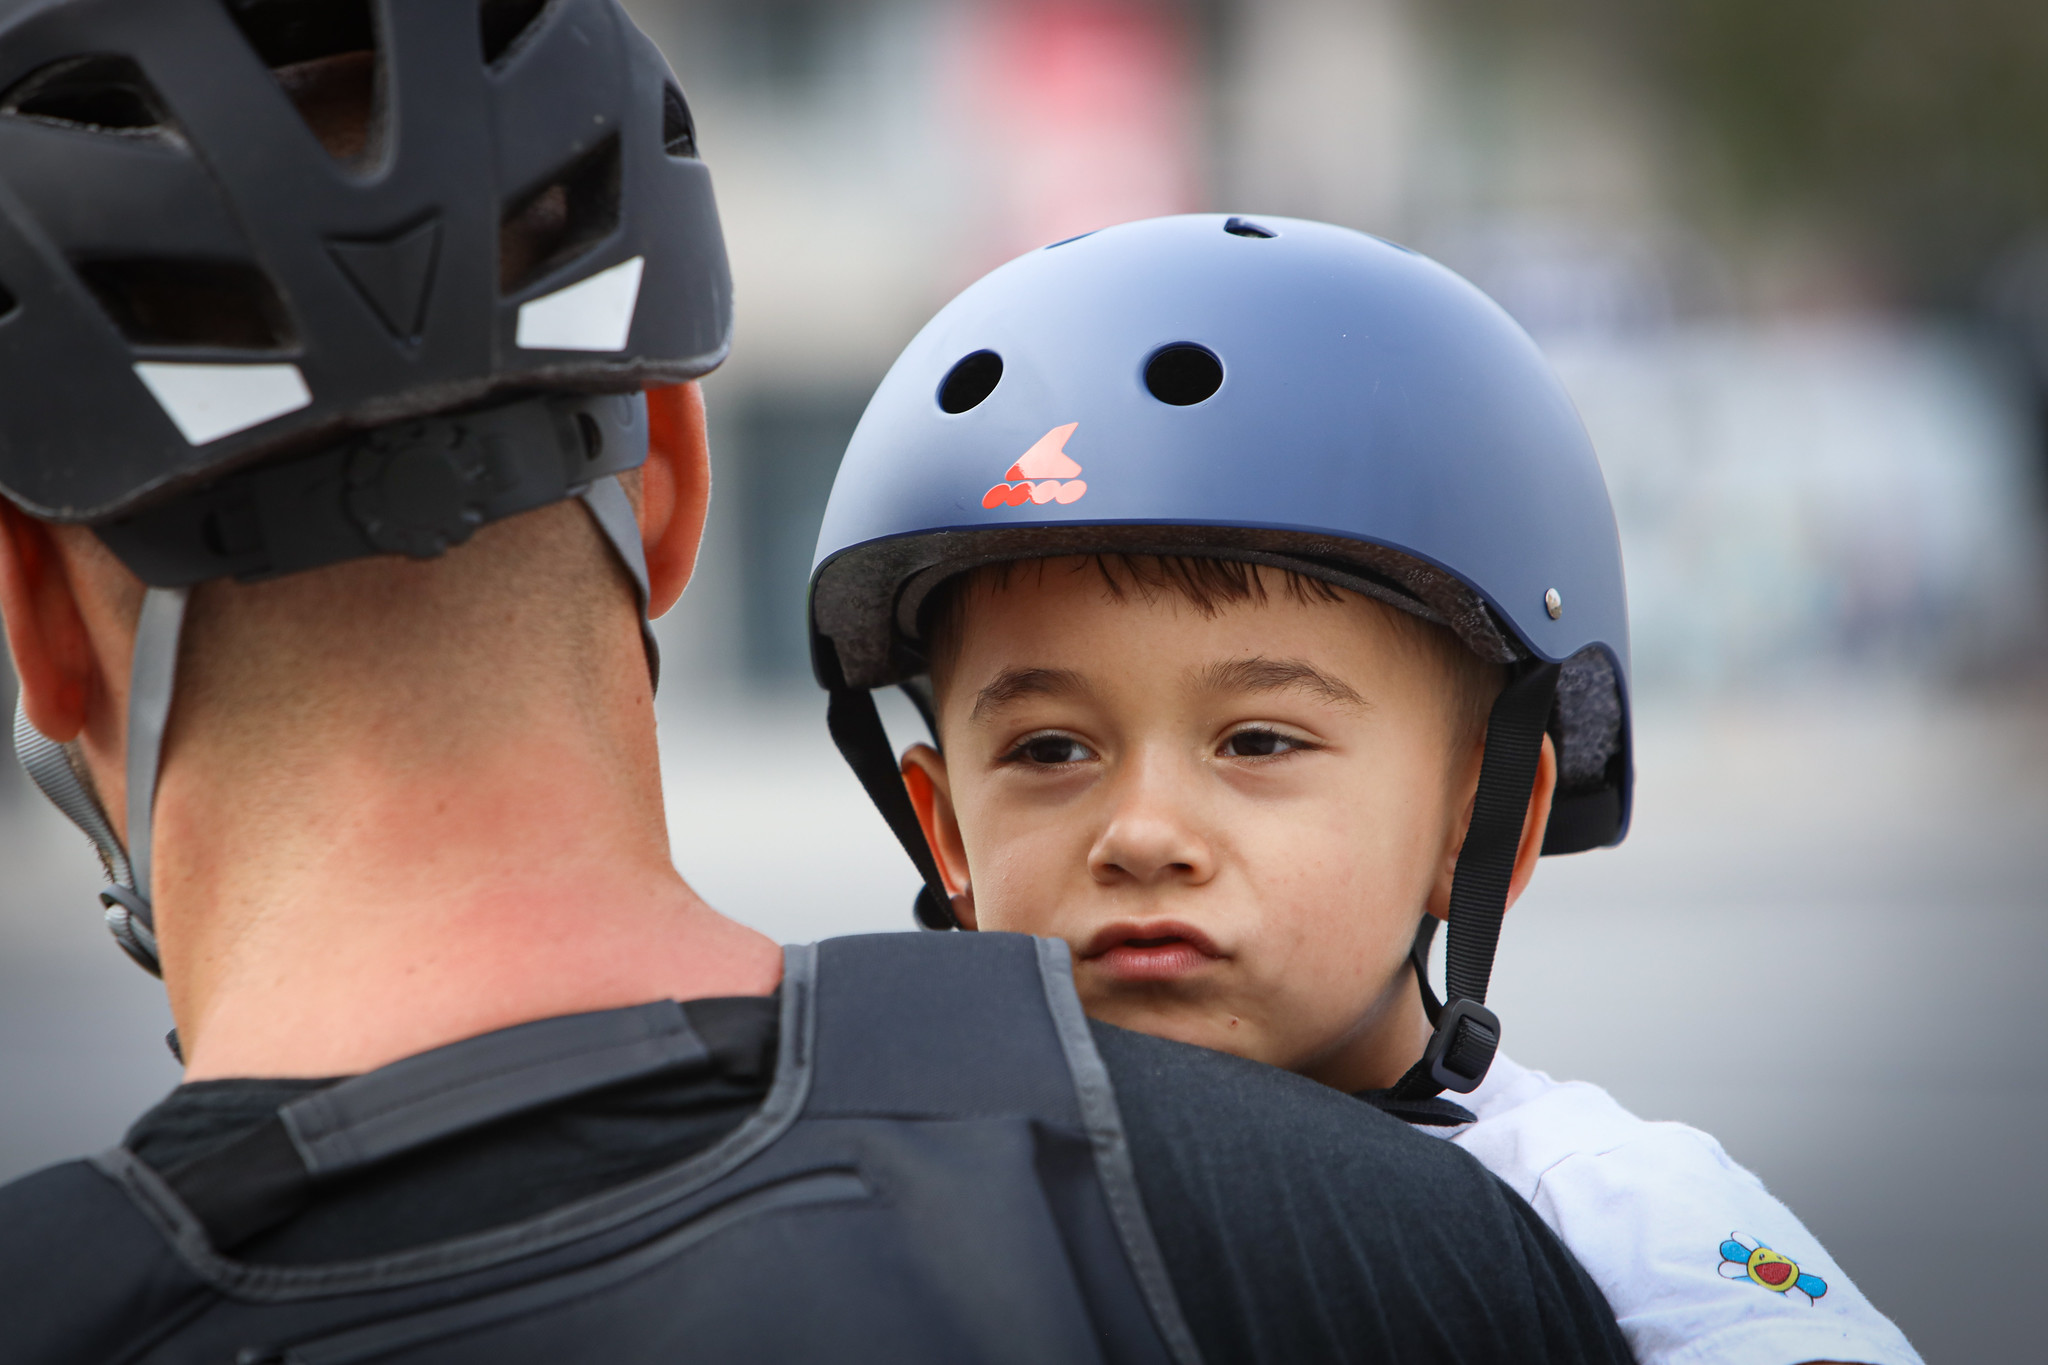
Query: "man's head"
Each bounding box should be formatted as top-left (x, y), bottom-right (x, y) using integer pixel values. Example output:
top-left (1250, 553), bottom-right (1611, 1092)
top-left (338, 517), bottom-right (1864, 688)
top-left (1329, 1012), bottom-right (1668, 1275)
top-left (0, 384), bottom-right (708, 844)
top-left (0, 0), bottom-right (732, 974)
top-left (900, 554), bottom-right (1554, 1091)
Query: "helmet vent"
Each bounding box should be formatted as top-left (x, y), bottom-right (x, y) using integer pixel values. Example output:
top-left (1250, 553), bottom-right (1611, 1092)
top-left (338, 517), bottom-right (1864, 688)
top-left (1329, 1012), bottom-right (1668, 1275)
top-left (500, 135), bottom-right (624, 294)
top-left (224, 0), bottom-right (385, 170)
top-left (76, 258), bottom-right (293, 351)
top-left (0, 55), bottom-right (178, 139)
top-left (938, 350), bottom-right (1003, 413)
top-left (480, 0), bottom-right (552, 66)
top-left (1223, 217), bottom-right (1276, 239)
top-left (662, 83), bottom-right (698, 158)
top-left (1144, 345), bottom-right (1223, 406)
top-left (0, 278), bottom-right (17, 321)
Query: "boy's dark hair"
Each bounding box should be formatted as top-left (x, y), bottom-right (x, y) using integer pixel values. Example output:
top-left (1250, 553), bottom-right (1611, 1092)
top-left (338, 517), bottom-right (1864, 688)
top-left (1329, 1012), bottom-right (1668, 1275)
top-left (921, 554), bottom-right (1505, 751)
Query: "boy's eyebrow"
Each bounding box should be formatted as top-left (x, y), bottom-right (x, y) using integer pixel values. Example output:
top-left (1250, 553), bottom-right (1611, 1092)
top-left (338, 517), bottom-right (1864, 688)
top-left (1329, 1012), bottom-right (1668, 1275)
top-left (1195, 657), bottom-right (1369, 710)
top-left (970, 666), bottom-right (1089, 722)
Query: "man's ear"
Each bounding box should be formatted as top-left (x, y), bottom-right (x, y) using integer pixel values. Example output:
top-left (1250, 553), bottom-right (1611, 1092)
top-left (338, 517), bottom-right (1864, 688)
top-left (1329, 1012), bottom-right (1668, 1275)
top-left (1426, 733), bottom-right (1558, 922)
top-left (640, 381), bottom-right (711, 618)
top-left (900, 742), bottom-right (976, 928)
top-left (0, 501), bottom-right (98, 743)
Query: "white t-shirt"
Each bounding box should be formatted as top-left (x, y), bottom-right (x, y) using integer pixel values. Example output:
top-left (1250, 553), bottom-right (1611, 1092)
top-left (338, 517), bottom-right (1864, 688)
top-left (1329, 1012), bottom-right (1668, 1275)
top-left (1430, 1055), bottom-right (1922, 1365)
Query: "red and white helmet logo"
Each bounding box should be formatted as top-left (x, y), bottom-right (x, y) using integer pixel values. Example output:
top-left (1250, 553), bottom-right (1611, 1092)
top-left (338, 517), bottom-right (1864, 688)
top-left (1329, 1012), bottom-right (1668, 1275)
top-left (983, 422), bottom-right (1088, 508)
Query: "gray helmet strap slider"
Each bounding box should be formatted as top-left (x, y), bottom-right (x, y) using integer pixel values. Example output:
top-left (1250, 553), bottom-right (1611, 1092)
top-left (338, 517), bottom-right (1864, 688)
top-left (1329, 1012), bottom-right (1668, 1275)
top-left (12, 700), bottom-right (132, 890)
top-left (103, 584), bottom-right (190, 974)
top-left (578, 474), bottom-right (661, 689)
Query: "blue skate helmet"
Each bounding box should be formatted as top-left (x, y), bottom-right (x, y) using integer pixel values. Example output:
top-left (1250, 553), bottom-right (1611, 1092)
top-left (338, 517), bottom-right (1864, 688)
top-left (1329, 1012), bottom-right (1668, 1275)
top-left (809, 213), bottom-right (1631, 1102)
top-left (2, 0), bottom-right (729, 980)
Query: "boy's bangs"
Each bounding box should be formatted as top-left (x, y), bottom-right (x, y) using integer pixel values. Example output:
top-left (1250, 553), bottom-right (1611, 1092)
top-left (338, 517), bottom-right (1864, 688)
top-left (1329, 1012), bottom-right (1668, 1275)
top-left (921, 553), bottom-right (1504, 749)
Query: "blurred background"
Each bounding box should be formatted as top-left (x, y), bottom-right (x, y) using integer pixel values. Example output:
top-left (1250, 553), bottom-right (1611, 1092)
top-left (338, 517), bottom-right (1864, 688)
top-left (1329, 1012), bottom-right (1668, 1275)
top-left (5, 0), bottom-right (2046, 1355)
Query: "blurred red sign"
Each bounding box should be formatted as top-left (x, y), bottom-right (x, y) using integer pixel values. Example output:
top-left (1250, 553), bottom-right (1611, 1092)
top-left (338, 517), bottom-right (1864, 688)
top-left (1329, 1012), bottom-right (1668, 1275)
top-left (949, 0), bottom-right (1200, 270)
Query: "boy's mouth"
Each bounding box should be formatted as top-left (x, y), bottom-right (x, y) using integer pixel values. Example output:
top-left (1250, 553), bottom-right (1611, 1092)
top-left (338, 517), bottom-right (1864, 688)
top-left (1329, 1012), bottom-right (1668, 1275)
top-left (1080, 920), bottom-right (1225, 983)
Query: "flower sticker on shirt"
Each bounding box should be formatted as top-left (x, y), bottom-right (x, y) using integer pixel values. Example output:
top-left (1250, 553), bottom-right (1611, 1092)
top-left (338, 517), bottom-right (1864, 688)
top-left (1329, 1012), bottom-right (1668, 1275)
top-left (1718, 1233), bottom-right (1828, 1302)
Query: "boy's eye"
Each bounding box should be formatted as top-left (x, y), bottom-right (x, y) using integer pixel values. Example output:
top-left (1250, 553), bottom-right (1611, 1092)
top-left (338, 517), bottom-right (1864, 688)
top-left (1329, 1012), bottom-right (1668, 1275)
top-left (1220, 727), bottom-right (1310, 758)
top-left (1006, 733), bottom-right (1096, 766)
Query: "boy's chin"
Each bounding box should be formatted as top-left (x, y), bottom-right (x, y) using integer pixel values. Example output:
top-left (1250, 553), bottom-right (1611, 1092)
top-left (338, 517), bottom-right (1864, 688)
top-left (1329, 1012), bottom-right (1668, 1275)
top-left (1079, 986), bottom-right (1278, 1067)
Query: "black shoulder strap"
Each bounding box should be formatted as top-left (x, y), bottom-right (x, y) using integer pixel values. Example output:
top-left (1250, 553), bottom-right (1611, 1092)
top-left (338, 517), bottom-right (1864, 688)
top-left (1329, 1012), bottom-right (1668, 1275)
top-left (163, 1001), bottom-right (712, 1250)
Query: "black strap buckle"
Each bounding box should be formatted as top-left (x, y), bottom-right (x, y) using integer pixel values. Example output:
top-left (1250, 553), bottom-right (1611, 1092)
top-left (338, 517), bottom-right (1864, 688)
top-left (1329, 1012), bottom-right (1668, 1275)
top-left (1418, 997), bottom-right (1500, 1095)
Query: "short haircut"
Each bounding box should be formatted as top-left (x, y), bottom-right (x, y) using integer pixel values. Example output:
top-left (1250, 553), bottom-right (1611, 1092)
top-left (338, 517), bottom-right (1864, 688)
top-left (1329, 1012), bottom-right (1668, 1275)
top-left (921, 554), bottom-right (1504, 751)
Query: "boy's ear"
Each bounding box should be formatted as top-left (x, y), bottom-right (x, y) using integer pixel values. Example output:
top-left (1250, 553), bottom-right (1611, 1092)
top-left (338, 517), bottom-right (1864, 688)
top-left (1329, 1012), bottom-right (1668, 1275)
top-left (1506, 733), bottom-right (1558, 910)
top-left (900, 743), bottom-right (976, 928)
top-left (639, 381), bottom-right (711, 619)
top-left (1427, 733), bottom-right (1558, 922)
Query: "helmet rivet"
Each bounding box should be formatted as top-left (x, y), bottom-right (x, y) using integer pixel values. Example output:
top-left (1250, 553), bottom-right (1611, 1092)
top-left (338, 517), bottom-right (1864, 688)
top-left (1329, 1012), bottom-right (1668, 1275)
top-left (1544, 588), bottom-right (1563, 620)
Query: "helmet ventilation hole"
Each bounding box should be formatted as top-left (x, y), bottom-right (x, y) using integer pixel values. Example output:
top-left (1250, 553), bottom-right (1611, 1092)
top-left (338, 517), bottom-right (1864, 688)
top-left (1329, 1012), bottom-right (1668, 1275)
top-left (662, 84), bottom-right (698, 158)
top-left (224, 0), bottom-right (385, 170)
top-left (938, 350), bottom-right (1003, 413)
top-left (1223, 217), bottom-right (1276, 238)
top-left (480, 0), bottom-right (552, 66)
top-left (1144, 345), bottom-right (1223, 405)
top-left (0, 55), bottom-right (176, 136)
top-left (0, 278), bottom-right (17, 321)
top-left (499, 135), bottom-right (623, 294)
top-left (76, 259), bottom-right (293, 350)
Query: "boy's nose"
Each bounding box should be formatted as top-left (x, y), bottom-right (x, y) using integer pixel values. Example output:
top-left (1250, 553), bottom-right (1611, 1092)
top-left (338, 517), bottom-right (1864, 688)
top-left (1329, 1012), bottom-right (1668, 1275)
top-left (1087, 774), bottom-right (1216, 889)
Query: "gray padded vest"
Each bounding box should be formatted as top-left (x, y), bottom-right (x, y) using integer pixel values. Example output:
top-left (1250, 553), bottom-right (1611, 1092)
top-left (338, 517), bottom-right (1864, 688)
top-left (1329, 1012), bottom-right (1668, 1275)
top-left (0, 934), bottom-right (1201, 1365)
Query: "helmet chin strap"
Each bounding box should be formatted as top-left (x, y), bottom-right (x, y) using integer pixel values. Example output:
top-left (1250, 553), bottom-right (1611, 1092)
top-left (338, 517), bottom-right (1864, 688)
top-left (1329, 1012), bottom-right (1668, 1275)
top-left (10, 585), bottom-right (189, 976)
top-left (11, 474), bottom-right (656, 979)
top-left (1388, 659), bottom-right (1560, 1100)
top-left (578, 475), bottom-right (660, 689)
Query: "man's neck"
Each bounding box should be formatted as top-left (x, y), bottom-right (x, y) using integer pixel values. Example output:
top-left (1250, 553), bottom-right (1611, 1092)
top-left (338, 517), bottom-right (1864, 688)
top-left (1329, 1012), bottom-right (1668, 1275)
top-left (152, 696), bottom-right (782, 1081)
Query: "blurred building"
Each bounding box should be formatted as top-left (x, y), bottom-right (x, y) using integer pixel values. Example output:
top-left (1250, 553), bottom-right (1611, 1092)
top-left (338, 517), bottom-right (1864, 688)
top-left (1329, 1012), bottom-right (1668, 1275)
top-left (625, 0), bottom-right (2047, 697)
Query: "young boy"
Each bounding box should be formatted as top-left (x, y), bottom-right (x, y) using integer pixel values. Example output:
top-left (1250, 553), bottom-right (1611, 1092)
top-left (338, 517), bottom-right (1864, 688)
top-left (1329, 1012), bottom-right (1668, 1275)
top-left (808, 214), bottom-right (1922, 1365)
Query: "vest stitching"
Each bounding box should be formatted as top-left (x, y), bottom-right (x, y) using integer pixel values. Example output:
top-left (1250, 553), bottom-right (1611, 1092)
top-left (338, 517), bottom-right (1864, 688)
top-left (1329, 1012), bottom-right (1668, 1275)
top-left (1033, 936), bottom-right (1207, 1365)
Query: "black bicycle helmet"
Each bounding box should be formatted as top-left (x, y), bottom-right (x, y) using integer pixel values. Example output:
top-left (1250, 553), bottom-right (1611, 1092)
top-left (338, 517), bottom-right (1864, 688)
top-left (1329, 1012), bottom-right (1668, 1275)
top-left (0, 0), bottom-right (728, 524)
top-left (1, 0), bottom-right (731, 982)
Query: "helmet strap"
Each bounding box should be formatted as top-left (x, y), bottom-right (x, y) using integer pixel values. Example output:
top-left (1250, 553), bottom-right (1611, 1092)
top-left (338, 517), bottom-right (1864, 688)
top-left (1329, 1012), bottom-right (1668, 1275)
top-left (578, 474), bottom-right (660, 689)
top-left (10, 586), bottom-right (189, 977)
top-left (822, 665), bottom-right (956, 930)
top-left (1390, 659), bottom-right (1560, 1100)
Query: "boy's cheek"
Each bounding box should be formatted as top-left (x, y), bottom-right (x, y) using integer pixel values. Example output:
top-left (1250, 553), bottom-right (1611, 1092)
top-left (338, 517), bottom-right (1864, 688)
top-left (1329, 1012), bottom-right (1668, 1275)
top-left (954, 805), bottom-right (1097, 931)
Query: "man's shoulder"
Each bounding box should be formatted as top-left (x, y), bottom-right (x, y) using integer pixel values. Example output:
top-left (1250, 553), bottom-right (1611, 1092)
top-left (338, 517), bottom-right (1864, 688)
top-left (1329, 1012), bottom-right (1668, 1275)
top-left (1097, 1023), bottom-right (1531, 1227)
top-left (1090, 1022), bottom-right (1637, 1363)
top-left (0, 1157), bottom-right (206, 1361)
top-left (1093, 1019), bottom-right (1496, 1182)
